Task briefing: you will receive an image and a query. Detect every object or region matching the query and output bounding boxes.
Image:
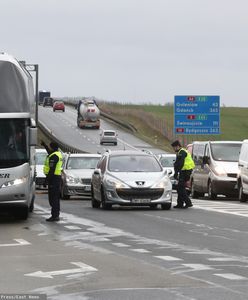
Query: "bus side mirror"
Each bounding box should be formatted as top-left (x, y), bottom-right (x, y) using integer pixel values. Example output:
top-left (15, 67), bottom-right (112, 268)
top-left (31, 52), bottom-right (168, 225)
top-left (29, 127), bottom-right (37, 146)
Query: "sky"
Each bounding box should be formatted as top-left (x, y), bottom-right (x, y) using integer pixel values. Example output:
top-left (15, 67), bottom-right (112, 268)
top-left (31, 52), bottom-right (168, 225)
top-left (1, 0), bottom-right (248, 106)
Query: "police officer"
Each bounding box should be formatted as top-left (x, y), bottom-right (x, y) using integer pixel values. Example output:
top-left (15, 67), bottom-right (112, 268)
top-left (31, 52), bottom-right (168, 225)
top-left (41, 141), bottom-right (63, 221)
top-left (171, 140), bottom-right (195, 209)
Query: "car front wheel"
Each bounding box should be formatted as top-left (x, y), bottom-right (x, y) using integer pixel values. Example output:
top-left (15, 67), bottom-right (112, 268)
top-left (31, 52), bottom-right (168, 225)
top-left (239, 184), bottom-right (248, 202)
top-left (161, 203), bottom-right (171, 210)
top-left (208, 181), bottom-right (217, 200)
top-left (101, 188), bottom-right (112, 209)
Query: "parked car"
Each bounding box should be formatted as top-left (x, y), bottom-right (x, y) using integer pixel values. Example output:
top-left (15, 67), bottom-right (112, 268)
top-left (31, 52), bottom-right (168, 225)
top-left (53, 101), bottom-right (65, 112)
top-left (237, 139), bottom-right (248, 202)
top-left (100, 130), bottom-right (118, 145)
top-left (60, 153), bottom-right (101, 199)
top-left (35, 149), bottom-right (48, 188)
top-left (157, 153), bottom-right (177, 189)
top-left (91, 150), bottom-right (172, 209)
top-left (191, 141), bottom-right (242, 199)
top-left (43, 97), bottom-right (54, 107)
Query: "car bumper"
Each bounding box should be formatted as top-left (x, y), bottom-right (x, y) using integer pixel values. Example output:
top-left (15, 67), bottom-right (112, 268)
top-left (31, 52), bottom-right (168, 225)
top-left (211, 177), bottom-right (238, 195)
top-left (64, 184), bottom-right (92, 197)
top-left (104, 187), bottom-right (172, 206)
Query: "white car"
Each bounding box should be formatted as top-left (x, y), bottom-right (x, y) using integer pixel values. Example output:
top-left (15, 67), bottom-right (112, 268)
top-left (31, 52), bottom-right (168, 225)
top-left (100, 130), bottom-right (118, 145)
top-left (157, 153), bottom-right (176, 189)
top-left (35, 149), bottom-right (48, 188)
top-left (61, 153), bottom-right (101, 199)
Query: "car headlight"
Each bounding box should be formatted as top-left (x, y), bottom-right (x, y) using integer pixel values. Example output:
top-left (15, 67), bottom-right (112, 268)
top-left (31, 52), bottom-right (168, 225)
top-left (66, 175), bottom-right (80, 184)
top-left (105, 177), bottom-right (126, 189)
top-left (1, 176), bottom-right (28, 188)
top-left (214, 166), bottom-right (227, 176)
top-left (152, 178), bottom-right (171, 189)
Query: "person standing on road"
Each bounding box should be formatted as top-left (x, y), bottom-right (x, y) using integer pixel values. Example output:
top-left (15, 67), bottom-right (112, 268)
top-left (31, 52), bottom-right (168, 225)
top-left (41, 141), bottom-right (63, 221)
top-left (171, 140), bottom-right (195, 209)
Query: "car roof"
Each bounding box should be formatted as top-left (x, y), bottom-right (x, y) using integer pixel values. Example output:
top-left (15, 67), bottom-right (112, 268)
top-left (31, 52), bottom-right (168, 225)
top-left (105, 150), bottom-right (155, 157)
top-left (67, 153), bottom-right (101, 158)
top-left (35, 148), bottom-right (47, 153)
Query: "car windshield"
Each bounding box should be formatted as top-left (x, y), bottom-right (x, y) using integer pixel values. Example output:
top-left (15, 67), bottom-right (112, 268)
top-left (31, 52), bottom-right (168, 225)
top-left (160, 156), bottom-right (176, 167)
top-left (104, 131), bottom-right (115, 136)
top-left (108, 155), bottom-right (162, 172)
top-left (67, 157), bottom-right (100, 169)
top-left (210, 143), bottom-right (241, 162)
top-left (35, 152), bottom-right (47, 165)
top-left (0, 119), bottom-right (29, 167)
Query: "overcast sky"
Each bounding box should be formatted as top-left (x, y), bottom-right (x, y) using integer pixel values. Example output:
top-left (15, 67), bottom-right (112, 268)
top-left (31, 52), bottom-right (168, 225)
top-left (1, 0), bottom-right (248, 106)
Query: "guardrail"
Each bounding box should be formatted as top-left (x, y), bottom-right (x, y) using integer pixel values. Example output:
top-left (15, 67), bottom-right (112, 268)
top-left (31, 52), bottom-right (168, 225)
top-left (38, 120), bottom-right (87, 153)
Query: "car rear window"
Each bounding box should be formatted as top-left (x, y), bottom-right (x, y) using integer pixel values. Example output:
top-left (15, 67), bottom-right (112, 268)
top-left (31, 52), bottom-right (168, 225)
top-left (104, 132), bottom-right (115, 136)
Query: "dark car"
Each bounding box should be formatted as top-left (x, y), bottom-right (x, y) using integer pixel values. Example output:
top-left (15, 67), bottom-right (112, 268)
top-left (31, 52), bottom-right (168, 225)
top-left (53, 101), bottom-right (65, 112)
top-left (43, 97), bottom-right (54, 107)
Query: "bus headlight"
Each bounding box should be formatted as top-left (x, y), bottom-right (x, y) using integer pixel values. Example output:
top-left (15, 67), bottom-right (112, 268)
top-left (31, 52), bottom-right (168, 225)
top-left (1, 176), bottom-right (28, 188)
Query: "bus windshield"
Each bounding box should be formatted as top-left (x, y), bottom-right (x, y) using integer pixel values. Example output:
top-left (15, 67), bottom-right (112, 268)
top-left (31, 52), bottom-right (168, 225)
top-left (0, 119), bottom-right (29, 167)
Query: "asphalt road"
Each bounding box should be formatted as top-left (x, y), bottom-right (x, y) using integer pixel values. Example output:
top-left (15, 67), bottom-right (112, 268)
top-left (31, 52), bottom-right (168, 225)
top-left (38, 105), bottom-right (164, 154)
top-left (1, 105), bottom-right (248, 299)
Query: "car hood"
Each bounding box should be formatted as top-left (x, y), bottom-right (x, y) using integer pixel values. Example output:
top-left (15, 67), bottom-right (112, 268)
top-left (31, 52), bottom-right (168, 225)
top-left (36, 165), bottom-right (45, 178)
top-left (107, 171), bottom-right (169, 188)
top-left (64, 169), bottom-right (94, 178)
top-left (212, 161), bottom-right (239, 174)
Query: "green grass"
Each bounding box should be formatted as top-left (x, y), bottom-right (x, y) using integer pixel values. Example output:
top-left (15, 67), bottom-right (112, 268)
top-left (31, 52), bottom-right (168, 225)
top-left (99, 102), bottom-right (248, 151)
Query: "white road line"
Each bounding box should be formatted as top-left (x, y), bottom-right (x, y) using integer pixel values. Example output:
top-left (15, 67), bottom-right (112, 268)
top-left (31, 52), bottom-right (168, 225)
top-left (214, 273), bottom-right (247, 280)
top-left (0, 239), bottom-right (31, 247)
top-left (131, 248), bottom-right (150, 253)
top-left (155, 256), bottom-right (183, 261)
top-left (112, 243), bottom-right (130, 248)
top-left (64, 225), bottom-right (82, 230)
top-left (208, 257), bottom-right (241, 262)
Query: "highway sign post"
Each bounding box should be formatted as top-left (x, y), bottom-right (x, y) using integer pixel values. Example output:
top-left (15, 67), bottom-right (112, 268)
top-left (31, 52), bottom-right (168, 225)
top-left (174, 95), bottom-right (220, 135)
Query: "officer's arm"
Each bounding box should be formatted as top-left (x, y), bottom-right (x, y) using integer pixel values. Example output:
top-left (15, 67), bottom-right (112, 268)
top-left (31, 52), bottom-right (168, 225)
top-left (47, 154), bottom-right (59, 179)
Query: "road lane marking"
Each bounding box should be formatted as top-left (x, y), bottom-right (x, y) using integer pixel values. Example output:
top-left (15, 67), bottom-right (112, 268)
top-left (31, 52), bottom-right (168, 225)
top-left (208, 257), bottom-right (241, 262)
top-left (64, 225), bottom-right (82, 230)
top-left (112, 243), bottom-right (130, 247)
top-left (131, 248), bottom-right (150, 253)
top-left (155, 256), bottom-right (183, 261)
top-left (0, 239), bottom-right (31, 247)
top-left (25, 262), bottom-right (97, 279)
top-left (214, 273), bottom-right (247, 280)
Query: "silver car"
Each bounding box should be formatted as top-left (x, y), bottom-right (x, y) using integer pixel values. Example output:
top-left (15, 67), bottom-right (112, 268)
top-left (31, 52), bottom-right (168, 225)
top-left (91, 150), bottom-right (172, 209)
top-left (100, 130), bottom-right (118, 145)
top-left (61, 153), bottom-right (101, 199)
top-left (35, 149), bottom-right (47, 188)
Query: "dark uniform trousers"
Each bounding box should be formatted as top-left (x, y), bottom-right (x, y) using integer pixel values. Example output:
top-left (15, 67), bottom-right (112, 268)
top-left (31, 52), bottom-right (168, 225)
top-left (48, 175), bottom-right (61, 218)
top-left (177, 170), bottom-right (193, 207)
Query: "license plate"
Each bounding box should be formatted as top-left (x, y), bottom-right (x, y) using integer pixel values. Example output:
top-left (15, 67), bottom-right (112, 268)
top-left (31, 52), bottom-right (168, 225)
top-left (132, 199), bottom-right (151, 204)
top-left (84, 186), bottom-right (91, 191)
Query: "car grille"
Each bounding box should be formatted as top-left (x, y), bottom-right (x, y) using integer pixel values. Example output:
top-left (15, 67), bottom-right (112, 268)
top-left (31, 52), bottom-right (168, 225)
top-left (116, 188), bottom-right (164, 200)
top-left (81, 178), bottom-right (91, 185)
top-left (35, 177), bottom-right (46, 185)
top-left (227, 173), bottom-right (237, 178)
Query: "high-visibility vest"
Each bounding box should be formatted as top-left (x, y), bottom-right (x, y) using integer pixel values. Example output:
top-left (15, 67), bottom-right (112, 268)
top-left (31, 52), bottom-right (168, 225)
top-left (47, 151), bottom-right (63, 175)
top-left (179, 148), bottom-right (195, 170)
top-left (43, 156), bottom-right (49, 175)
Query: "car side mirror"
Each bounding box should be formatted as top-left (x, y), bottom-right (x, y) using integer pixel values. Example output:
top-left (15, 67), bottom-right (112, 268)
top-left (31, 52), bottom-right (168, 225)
top-left (167, 169), bottom-right (173, 175)
top-left (94, 169), bottom-right (101, 175)
top-left (203, 156), bottom-right (209, 164)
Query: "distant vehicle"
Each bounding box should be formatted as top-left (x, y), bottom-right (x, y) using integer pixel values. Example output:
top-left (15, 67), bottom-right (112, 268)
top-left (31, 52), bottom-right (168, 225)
top-left (157, 153), bottom-right (176, 189)
top-left (0, 53), bottom-right (37, 219)
top-left (60, 153), bottom-right (101, 199)
top-left (53, 101), bottom-right (65, 112)
top-left (91, 150), bottom-right (172, 209)
top-left (39, 90), bottom-right (50, 105)
top-left (237, 140), bottom-right (248, 202)
top-left (35, 149), bottom-right (47, 188)
top-left (77, 99), bottom-right (100, 129)
top-left (191, 141), bottom-right (242, 199)
top-left (100, 130), bottom-right (118, 145)
top-left (43, 97), bottom-right (54, 107)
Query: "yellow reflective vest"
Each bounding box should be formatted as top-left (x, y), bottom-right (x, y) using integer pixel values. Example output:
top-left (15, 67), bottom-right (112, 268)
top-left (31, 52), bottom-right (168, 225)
top-left (179, 148), bottom-right (195, 170)
top-left (44, 151), bottom-right (63, 176)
